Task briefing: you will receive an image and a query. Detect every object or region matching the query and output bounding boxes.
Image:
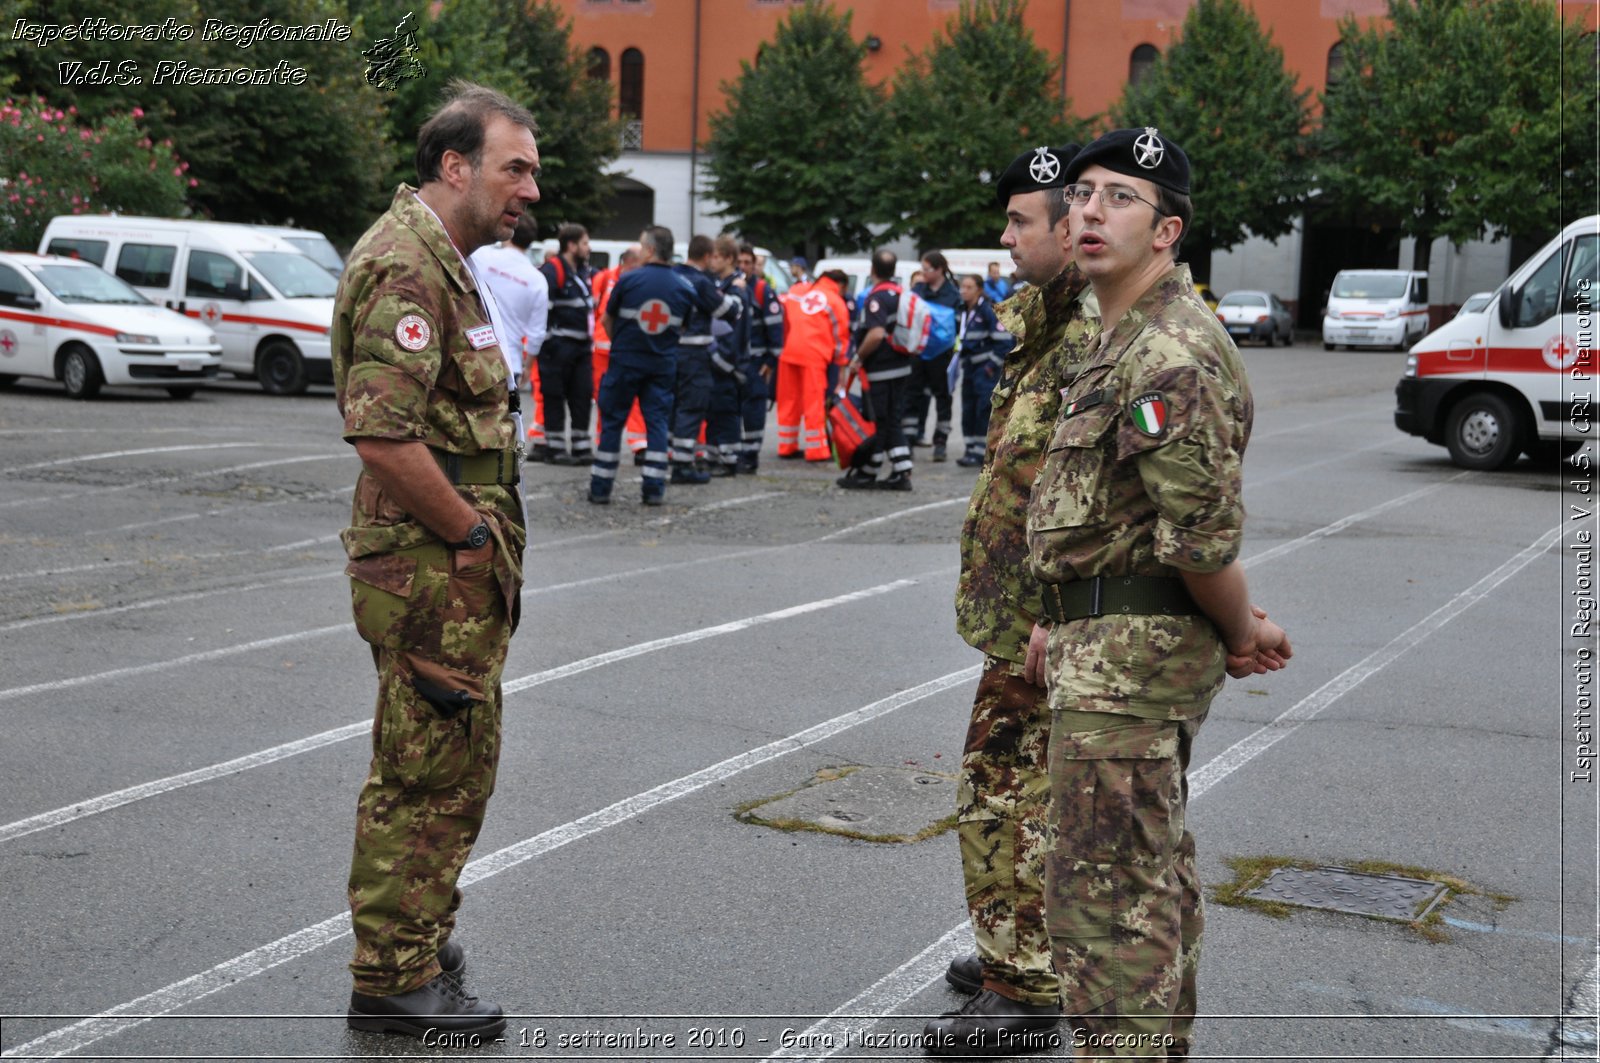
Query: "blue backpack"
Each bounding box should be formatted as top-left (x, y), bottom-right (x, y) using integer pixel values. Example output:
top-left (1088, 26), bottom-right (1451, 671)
top-left (918, 300), bottom-right (957, 361)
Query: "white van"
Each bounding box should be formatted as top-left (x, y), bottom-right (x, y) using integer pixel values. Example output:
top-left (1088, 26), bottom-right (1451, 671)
top-left (536, 237), bottom-right (792, 295)
top-left (1395, 214), bottom-right (1598, 469)
top-left (259, 225), bottom-right (345, 278)
top-left (814, 256), bottom-right (918, 302)
top-left (1323, 268), bottom-right (1430, 350)
top-left (0, 251), bottom-right (220, 399)
top-left (39, 215), bottom-right (336, 395)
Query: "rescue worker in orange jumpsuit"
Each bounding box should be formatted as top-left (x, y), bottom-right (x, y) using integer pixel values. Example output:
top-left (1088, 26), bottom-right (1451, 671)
top-left (777, 269), bottom-right (851, 462)
top-left (590, 245), bottom-right (649, 459)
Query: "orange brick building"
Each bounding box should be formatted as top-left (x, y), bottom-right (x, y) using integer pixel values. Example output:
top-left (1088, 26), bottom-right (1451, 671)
top-left (556, 0), bottom-right (1597, 319)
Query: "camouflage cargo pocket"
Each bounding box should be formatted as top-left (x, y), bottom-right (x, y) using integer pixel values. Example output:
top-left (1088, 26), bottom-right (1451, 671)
top-left (347, 544), bottom-right (446, 657)
top-left (375, 652), bottom-right (482, 791)
top-left (1048, 716), bottom-right (1182, 867)
top-left (1032, 404), bottom-right (1117, 531)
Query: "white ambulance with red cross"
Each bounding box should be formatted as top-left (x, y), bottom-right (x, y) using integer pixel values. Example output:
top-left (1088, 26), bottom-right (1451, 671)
top-left (1395, 214), bottom-right (1598, 469)
top-left (38, 215), bottom-right (335, 396)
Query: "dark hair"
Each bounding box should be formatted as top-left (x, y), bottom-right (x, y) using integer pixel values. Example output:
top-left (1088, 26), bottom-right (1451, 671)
top-left (641, 225), bottom-right (674, 263)
top-left (962, 273), bottom-right (982, 287)
top-left (1153, 187), bottom-right (1192, 258)
top-left (557, 223), bottom-right (587, 253)
top-left (920, 250), bottom-right (948, 274)
top-left (871, 248), bottom-right (897, 280)
top-left (415, 80), bottom-right (538, 186)
top-left (820, 269), bottom-right (849, 286)
top-left (686, 234), bottom-right (715, 261)
top-left (509, 213), bottom-right (538, 249)
top-left (1047, 191), bottom-right (1070, 228)
top-left (737, 241), bottom-right (756, 259)
top-left (713, 234), bottom-right (740, 260)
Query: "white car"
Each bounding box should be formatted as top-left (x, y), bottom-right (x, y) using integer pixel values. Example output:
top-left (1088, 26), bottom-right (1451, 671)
top-left (1216, 289), bottom-right (1294, 346)
top-left (1454, 290), bottom-right (1493, 318)
top-left (0, 252), bottom-right (221, 399)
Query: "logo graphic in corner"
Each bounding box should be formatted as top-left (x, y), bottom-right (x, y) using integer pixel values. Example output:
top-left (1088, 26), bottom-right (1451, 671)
top-left (1543, 334), bottom-right (1580, 371)
top-left (395, 314), bottom-right (432, 352)
top-left (1134, 128), bottom-right (1165, 170)
top-left (1129, 391), bottom-right (1168, 436)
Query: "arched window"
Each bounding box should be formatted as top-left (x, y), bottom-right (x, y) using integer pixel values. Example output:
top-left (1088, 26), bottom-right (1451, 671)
top-left (1326, 42), bottom-right (1346, 92)
top-left (587, 47), bottom-right (610, 82)
top-left (1129, 44), bottom-right (1159, 87)
top-left (620, 48), bottom-right (644, 120)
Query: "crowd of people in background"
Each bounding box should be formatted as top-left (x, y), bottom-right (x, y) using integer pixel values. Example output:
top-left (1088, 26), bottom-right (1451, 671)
top-left (473, 222), bottom-right (1021, 498)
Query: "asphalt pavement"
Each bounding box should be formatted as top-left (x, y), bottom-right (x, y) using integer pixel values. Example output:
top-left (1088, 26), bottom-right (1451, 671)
top-left (0, 341), bottom-right (1595, 1062)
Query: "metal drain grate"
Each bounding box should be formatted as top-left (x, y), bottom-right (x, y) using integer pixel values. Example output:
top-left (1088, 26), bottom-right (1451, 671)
top-left (1243, 865), bottom-right (1450, 921)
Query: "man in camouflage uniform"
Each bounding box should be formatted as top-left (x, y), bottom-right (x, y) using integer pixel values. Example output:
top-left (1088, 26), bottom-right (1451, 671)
top-left (333, 82), bottom-right (540, 1040)
top-left (1026, 129), bottom-right (1291, 1059)
top-left (924, 144), bottom-right (1097, 1056)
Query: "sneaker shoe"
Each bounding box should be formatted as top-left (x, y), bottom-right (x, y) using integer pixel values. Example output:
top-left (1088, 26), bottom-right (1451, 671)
top-left (921, 990), bottom-right (1059, 1057)
top-left (347, 972), bottom-right (505, 1040)
top-left (736, 457), bottom-right (760, 475)
top-left (836, 469), bottom-right (877, 490)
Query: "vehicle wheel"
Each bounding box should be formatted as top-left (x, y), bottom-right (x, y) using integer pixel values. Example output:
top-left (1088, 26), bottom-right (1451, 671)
top-left (0, 374), bottom-right (17, 388)
top-left (258, 340), bottom-right (308, 396)
top-left (1525, 439), bottom-right (1585, 465)
top-left (1445, 392), bottom-right (1523, 471)
top-left (1323, 341), bottom-right (1336, 351)
top-left (166, 385), bottom-right (198, 399)
top-left (60, 345), bottom-right (104, 400)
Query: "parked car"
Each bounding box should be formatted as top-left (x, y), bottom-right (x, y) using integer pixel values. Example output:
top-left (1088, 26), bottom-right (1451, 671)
top-left (0, 251), bottom-right (221, 399)
top-left (1454, 291), bottom-right (1493, 318)
top-left (1216, 289), bottom-right (1294, 346)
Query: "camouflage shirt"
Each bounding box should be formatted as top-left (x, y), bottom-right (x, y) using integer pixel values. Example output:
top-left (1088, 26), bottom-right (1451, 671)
top-left (334, 184), bottom-right (519, 560)
top-left (1026, 263), bottom-right (1253, 719)
top-left (955, 264), bottom-right (1100, 663)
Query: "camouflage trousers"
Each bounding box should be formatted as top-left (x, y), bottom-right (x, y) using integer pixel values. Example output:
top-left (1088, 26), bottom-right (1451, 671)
top-left (345, 534), bottom-right (519, 996)
top-left (1045, 708), bottom-right (1205, 1059)
top-left (957, 656), bottom-right (1059, 1006)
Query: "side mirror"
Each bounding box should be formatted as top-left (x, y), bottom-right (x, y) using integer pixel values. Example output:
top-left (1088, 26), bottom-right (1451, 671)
top-left (1497, 287), bottom-right (1514, 329)
top-left (14, 294), bottom-right (41, 310)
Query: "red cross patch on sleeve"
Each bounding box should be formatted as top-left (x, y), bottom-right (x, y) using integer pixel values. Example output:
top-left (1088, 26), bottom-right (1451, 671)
top-left (395, 314), bottom-right (432, 352)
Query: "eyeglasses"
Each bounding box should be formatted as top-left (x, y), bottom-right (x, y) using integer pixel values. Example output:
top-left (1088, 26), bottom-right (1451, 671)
top-left (1063, 183), bottom-right (1166, 214)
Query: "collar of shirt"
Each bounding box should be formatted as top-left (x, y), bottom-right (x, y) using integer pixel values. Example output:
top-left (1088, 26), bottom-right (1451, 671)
top-left (407, 187), bottom-right (518, 390)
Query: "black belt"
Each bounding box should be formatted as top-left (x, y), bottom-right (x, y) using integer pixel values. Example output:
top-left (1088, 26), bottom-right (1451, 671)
top-left (1039, 575), bottom-right (1200, 622)
top-left (431, 448), bottom-right (519, 485)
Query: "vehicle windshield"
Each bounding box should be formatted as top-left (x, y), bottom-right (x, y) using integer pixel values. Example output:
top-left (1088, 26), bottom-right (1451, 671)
top-left (28, 264), bottom-right (151, 305)
top-left (1332, 272), bottom-right (1408, 299)
top-left (1459, 293), bottom-right (1492, 314)
top-left (241, 251), bottom-right (338, 298)
top-left (282, 236), bottom-right (344, 278)
top-left (1219, 293), bottom-right (1267, 308)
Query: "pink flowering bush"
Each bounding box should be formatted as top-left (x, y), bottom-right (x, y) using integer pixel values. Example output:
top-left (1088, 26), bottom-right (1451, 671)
top-left (0, 96), bottom-right (191, 251)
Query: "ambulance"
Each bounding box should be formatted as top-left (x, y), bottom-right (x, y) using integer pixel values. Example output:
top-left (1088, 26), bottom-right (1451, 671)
top-left (38, 215), bottom-right (336, 395)
top-left (1322, 268), bottom-right (1430, 350)
top-left (1394, 214), bottom-right (1598, 469)
top-left (0, 251), bottom-right (220, 399)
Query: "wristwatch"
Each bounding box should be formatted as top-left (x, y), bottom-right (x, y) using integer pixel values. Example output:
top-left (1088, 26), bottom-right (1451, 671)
top-left (445, 519), bottom-right (491, 551)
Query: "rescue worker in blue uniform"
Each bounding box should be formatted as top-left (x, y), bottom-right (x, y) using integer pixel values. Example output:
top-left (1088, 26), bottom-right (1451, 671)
top-left (537, 223), bottom-right (595, 465)
top-left (954, 273), bottom-right (1014, 467)
top-left (592, 226), bottom-right (722, 506)
top-left (840, 249), bottom-right (915, 491)
top-left (668, 235), bottom-right (741, 485)
top-left (737, 243), bottom-right (784, 474)
top-left (706, 234), bottom-right (753, 476)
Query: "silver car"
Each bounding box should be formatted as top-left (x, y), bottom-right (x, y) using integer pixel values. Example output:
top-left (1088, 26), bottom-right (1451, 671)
top-left (1216, 289), bottom-right (1294, 346)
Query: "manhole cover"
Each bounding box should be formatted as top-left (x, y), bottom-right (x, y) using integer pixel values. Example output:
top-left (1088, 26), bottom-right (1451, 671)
top-left (1244, 866), bottom-right (1450, 921)
top-left (738, 766), bottom-right (955, 842)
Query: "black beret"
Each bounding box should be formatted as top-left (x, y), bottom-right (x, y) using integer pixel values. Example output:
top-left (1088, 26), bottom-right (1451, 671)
top-left (994, 143), bottom-right (1081, 207)
top-left (1064, 127), bottom-right (1190, 196)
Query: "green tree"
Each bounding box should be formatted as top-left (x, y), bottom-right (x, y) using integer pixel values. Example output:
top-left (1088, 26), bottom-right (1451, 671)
top-left (876, 0), bottom-right (1089, 250)
top-left (1317, 0), bottom-right (1595, 274)
top-left (704, 1), bottom-right (882, 260)
top-left (354, 0), bottom-right (622, 239)
top-left (0, 96), bottom-right (189, 250)
top-left (1113, 0), bottom-right (1311, 279)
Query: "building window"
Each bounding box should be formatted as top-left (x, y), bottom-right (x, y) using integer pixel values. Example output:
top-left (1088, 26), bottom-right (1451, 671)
top-left (1129, 44), bottom-right (1159, 87)
top-left (1326, 42), bottom-right (1346, 92)
top-left (587, 47), bottom-right (610, 81)
top-left (620, 47), bottom-right (644, 149)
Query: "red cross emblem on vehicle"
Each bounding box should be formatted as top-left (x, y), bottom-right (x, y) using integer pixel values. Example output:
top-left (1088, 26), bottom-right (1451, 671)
top-left (800, 291), bottom-right (828, 315)
top-left (0, 329), bottom-right (16, 356)
top-left (200, 302), bottom-right (222, 324)
top-left (1544, 333), bottom-right (1580, 371)
top-left (637, 298), bottom-right (672, 334)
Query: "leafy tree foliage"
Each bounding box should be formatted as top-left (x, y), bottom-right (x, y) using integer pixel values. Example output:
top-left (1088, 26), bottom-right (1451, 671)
top-left (1113, 0), bottom-right (1311, 276)
top-left (876, 0), bottom-right (1090, 251)
top-left (1317, 0), bottom-right (1596, 274)
top-left (0, 96), bottom-right (189, 250)
top-left (352, 0), bottom-right (621, 239)
top-left (704, 1), bottom-right (882, 260)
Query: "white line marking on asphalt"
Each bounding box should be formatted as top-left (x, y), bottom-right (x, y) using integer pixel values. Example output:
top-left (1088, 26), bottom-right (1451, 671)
top-left (0, 570), bottom-right (337, 634)
top-left (0, 453), bottom-right (352, 509)
top-left (0, 668), bottom-right (979, 1060)
top-left (0, 575), bottom-right (944, 839)
top-left (1544, 957), bottom-right (1600, 1058)
top-left (0, 442), bottom-right (273, 474)
top-left (1246, 437), bottom-right (1395, 488)
top-left (99, 485), bottom-right (358, 536)
top-left (763, 521), bottom-right (1567, 1060)
top-left (1241, 474), bottom-right (1466, 569)
top-left (812, 497), bottom-right (965, 541)
top-left (646, 490), bottom-right (787, 525)
top-left (0, 534), bottom-right (344, 586)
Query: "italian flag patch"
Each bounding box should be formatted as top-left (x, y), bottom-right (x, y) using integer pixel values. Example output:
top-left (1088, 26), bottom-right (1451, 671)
top-left (1129, 391), bottom-right (1168, 436)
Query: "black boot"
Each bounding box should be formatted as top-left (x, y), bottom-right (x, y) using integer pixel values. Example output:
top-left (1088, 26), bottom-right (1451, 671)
top-left (945, 952), bottom-right (981, 994)
top-left (921, 989), bottom-right (1059, 1056)
top-left (347, 971), bottom-right (505, 1039)
top-left (836, 468), bottom-right (877, 490)
top-left (877, 471), bottom-right (913, 492)
top-left (437, 938), bottom-right (465, 987)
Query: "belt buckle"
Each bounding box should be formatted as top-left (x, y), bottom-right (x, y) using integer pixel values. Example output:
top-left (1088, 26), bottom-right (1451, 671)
top-left (1087, 575), bottom-right (1104, 618)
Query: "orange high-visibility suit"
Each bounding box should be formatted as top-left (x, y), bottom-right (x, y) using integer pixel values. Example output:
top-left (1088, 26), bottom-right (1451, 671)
top-left (778, 275), bottom-right (850, 461)
top-left (591, 263), bottom-right (648, 454)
